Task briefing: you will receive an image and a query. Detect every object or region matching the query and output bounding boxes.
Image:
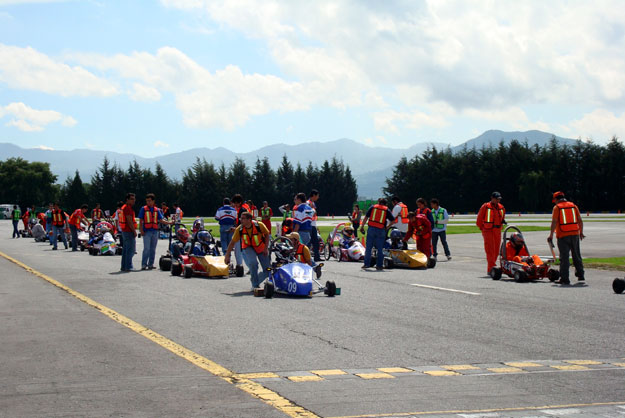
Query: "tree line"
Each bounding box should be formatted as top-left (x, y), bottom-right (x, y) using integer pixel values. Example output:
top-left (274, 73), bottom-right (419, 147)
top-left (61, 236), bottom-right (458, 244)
top-left (384, 137), bottom-right (625, 213)
top-left (0, 155), bottom-right (358, 217)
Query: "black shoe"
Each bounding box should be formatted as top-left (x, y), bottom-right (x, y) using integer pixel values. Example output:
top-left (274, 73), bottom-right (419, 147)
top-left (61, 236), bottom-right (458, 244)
top-left (578, 277), bottom-right (585, 282)
top-left (555, 279), bottom-right (570, 285)
top-left (375, 266), bottom-right (384, 271)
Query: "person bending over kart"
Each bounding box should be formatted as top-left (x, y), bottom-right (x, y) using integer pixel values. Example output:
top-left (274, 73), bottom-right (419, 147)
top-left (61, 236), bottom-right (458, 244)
top-left (340, 225), bottom-right (356, 249)
top-left (171, 227), bottom-right (192, 261)
top-left (505, 232), bottom-right (543, 266)
top-left (404, 212), bottom-right (432, 257)
top-left (286, 232), bottom-right (313, 266)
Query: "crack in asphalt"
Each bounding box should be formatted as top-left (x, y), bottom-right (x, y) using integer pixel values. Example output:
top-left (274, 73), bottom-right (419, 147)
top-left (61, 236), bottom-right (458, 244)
top-left (288, 329), bottom-right (358, 353)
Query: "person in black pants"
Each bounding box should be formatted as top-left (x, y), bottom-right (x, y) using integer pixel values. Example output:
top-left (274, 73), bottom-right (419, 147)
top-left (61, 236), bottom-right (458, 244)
top-left (307, 190), bottom-right (321, 261)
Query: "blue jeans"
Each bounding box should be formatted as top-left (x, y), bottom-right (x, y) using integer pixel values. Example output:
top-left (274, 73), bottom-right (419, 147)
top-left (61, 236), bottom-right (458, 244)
top-left (141, 229), bottom-right (159, 268)
top-left (310, 226), bottom-right (320, 260)
top-left (52, 225), bottom-right (68, 249)
top-left (432, 230), bottom-right (451, 257)
top-left (121, 231), bottom-right (136, 271)
top-left (12, 220), bottom-right (19, 238)
top-left (363, 226), bottom-right (385, 268)
top-left (70, 225), bottom-right (79, 251)
top-left (299, 230), bottom-right (311, 246)
top-left (242, 247), bottom-right (271, 288)
top-left (45, 221), bottom-right (52, 243)
top-left (234, 241), bottom-right (243, 266)
top-left (219, 225), bottom-right (234, 255)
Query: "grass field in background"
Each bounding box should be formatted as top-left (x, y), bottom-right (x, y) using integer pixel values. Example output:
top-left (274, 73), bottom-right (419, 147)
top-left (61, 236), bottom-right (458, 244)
top-left (581, 257), bottom-right (625, 271)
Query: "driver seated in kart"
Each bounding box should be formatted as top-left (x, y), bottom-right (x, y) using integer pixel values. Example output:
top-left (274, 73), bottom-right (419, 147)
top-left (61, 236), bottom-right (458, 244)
top-left (387, 228), bottom-right (406, 250)
top-left (505, 232), bottom-right (543, 266)
top-left (286, 232), bottom-right (312, 266)
top-left (191, 230), bottom-right (215, 256)
top-left (191, 218), bottom-right (204, 239)
top-left (339, 225), bottom-right (356, 249)
top-left (171, 227), bottom-right (192, 261)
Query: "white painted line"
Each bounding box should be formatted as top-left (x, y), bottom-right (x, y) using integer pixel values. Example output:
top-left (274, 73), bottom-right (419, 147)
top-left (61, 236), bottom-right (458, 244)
top-left (410, 283), bottom-right (481, 296)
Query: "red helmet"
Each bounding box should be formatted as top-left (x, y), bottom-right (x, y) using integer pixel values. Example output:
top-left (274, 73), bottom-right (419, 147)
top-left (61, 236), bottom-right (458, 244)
top-left (552, 191), bottom-right (565, 203)
top-left (510, 232), bottom-right (524, 246)
top-left (176, 227), bottom-right (189, 242)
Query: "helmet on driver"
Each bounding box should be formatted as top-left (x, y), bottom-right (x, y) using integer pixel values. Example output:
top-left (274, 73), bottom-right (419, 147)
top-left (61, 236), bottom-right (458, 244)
top-left (510, 232), bottom-right (524, 246)
top-left (176, 227), bottom-right (190, 242)
top-left (197, 230), bottom-right (210, 244)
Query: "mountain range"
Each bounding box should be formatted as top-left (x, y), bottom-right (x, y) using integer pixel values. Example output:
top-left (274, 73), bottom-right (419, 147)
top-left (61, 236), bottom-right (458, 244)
top-left (0, 130), bottom-right (576, 198)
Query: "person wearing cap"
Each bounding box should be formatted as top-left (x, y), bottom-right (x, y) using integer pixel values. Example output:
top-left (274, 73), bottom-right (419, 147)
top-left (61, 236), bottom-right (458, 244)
top-left (286, 232), bottom-right (312, 266)
top-left (476, 192), bottom-right (506, 275)
top-left (548, 191), bottom-right (585, 284)
top-left (224, 211), bottom-right (271, 290)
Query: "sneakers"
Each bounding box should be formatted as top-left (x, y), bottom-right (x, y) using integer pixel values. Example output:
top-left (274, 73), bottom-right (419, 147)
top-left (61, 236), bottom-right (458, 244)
top-left (555, 279), bottom-right (571, 285)
top-left (578, 277), bottom-right (585, 282)
top-left (375, 266), bottom-right (383, 271)
top-left (447, 255), bottom-right (452, 260)
top-left (361, 265), bottom-right (368, 270)
top-left (141, 266), bottom-right (148, 270)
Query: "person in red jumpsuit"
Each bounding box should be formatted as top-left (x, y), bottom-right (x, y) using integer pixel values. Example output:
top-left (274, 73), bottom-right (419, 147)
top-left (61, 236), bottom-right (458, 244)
top-left (476, 191), bottom-right (506, 275)
top-left (403, 211), bottom-right (432, 257)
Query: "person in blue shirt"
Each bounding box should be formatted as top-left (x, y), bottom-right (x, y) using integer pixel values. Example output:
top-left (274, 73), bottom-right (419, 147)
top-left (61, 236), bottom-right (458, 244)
top-left (215, 197), bottom-right (237, 255)
top-left (431, 198), bottom-right (451, 260)
top-left (292, 192), bottom-right (314, 246)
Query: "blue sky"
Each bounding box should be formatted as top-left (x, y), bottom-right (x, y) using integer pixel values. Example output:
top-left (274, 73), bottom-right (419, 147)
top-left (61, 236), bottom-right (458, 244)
top-left (0, 0), bottom-right (624, 157)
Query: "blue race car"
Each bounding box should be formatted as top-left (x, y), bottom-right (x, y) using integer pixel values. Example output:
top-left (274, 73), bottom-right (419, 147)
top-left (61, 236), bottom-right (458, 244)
top-left (260, 236), bottom-right (339, 298)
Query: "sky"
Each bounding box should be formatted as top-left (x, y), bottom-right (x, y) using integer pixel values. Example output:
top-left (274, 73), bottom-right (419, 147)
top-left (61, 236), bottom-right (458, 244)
top-left (0, 0), bottom-right (624, 157)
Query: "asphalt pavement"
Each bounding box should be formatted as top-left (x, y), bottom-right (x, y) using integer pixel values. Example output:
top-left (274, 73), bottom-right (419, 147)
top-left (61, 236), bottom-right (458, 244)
top-left (1, 219), bottom-right (623, 417)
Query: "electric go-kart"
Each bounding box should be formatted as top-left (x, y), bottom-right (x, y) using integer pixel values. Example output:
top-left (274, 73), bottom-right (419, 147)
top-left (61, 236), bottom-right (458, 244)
top-left (160, 227), bottom-right (229, 279)
top-left (86, 221), bottom-right (121, 256)
top-left (490, 225), bottom-right (560, 282)
top-left (259, 236), bottom-right (338, 298)
top-left (371, 228), bottom-right (436, 269)
top-left (324, 222), bottom-right (365, 262)
top-left (613, 277), bottom-right (625, 294)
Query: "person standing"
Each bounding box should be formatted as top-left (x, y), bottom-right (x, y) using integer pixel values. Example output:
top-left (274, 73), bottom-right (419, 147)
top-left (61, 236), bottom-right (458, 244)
top-left (260, 201), bottom-right (273, 235)
top-left (476, 191), bottom-right (506, 275)
top-left (416, 198), bottom-right (434, 229)
top-left (11, 205), bottom-right (21, 238)
top-left (360, 198), bottom-right (394, 270)
top-left (247, 200), bottom-right (259, 219)
top-left (138, 193), bottom-right (170, 270)
top-left (230, 194), bottom-right (249, 270)
top-left (50, 202), bottom-right (68, 250)
top-left (21, 207), bottom-right (30, 234)
top-left (431, 198), bottom-right (451, 260)
top-left (91, 203), bottom-right (103, 227)
top-left (45, 203), bottom-right (54, 244)
top-left (404, 211), bottom-right (432, 257)
top-left (390, 197), bottom-right (409, 248)
top-left (172, 203), bottom-right (184, 231)
top-left (215, 197), bottom-right (237, 255)
top-left (279, 203), bottom-right (293, 221)
top-left (350, 204), bottom-right (362, 238)
top-left (68, 204), bottom-right (89, 251)
top-left (307, 190), bottom-right (321, 261)
top-left (120, 193), bottom-right (137, 272)
top-left (548, 191), bottom-right (585, 285)
top-left (292, 193), bottom-right (314, 245)
top-left (224, 212), bottom-right (271, 290)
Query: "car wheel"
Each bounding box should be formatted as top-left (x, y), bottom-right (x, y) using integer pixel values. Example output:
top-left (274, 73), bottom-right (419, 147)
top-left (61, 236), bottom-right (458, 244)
top-left (325, 280), bottom-right (336, 297)
top-left (514, 270), bottom-right (527, 282)
top-left (426, 256), bottom-right (436, 269)
top-left (171, 261), bottom-right (182, 276)
top-left (115, 247), bottom-right (123, 255)
top-left (184, 265), bottom-right (193, 278)
top-left (383, 258), bottom-right (393, 269)
top-left (613, 278), bottom-right (625, 294)
top-left (80, 244), bottom-right (85, 252)
top-left (547, 268), bottom-right (560, 282)
top-left (324, 243), bottom-right (331, 260)
top-left (159, 256), bottom-right (171, 271)
top-left (235, 265), bottom-right (244, 277)
top-left (490, 267), bottom-right (502, 280)
top-left (264, 281), bottom-right (275, 299)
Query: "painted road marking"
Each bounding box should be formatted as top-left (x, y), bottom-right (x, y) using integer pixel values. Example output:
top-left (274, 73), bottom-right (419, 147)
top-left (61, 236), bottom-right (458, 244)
top-left (505, 361), bottom-right (543, 368)
top-left (288, 375), bottom-right (324, 382)
top-left (410, 283), bottom-right (481, 295)
top-left (551, 365), bottom-right (589, 371)
top-left (0, 251), bottom-right (319, 418)
top-left (311, 369), bottom-right (348, 376)
top-left (487, 367), bottom-right (524, 373)
top-left (377, 367), bottom-right (413, 373)
top-left (326, 402), bottom-right (625, 418)
top-left (442, 364), bottom-right (481, 371)
top-left (565, 359), bottom-right (603, 365)
top-left (424, 370), bottom-right (460, 376)
top-left (355, 372), bottom-right (395, 379)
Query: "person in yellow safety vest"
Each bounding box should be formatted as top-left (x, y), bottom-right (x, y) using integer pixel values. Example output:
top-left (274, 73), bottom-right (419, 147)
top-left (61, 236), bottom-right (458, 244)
top-left (68, 204), bottom-right (89, 251)
top-left (349, 204), bottom-right (362, 238)
top-left (260, 201), bottom-right (273, 234)
top-left (224, 211), bottom-right (271, 290)
top-left (286, 231), bottom-right (312, 266)
top-left (138, 193), bottom-right (173, 270)
top-left (50, 202), bottom-right (68, 250)
top-left (360, 198), bottom-right (395, 270)
top-left (11, 205), bottom-right (21, 238)
top-left (431, 198), bottom-right (451, 260)
top-left (476, 191), bottom-right (506, 275)
top-left (390, 196), bottom-right (409, 236)
top-left (91, 203), bottom-right (103, 227)
top-left (548, 191), bottom-right (585, 285)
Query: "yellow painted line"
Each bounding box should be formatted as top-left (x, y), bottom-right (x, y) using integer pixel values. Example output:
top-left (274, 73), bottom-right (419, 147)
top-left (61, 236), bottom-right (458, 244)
top-left (236, 372), bottom-right (280, 379)
top-left (551, 364), bottom-right (589, 371)
top-left (288, 375), bottom-right (324, 382)
top-left (487, 367), bottom-right (524, 373)
top-left (0, 251), bottom-right (319, 418)
top-left (423, 370), bottom-right (460, 376)
top-left (310, 369), bottom-right (348, 376)
top-left (614, 362), bottom-right (625, 367)
top-left (441, 364), bottom-right (480, 371)
top-left (355, 372), bottom-right (395, 379)
top-left (327, 401), bottom-right (625, 418)
top-left (505, 361), bottom-right (543, 368)
top-left (377, 367), bottom-right (413, 373)
top-left (565, 359), bottom-right (603, 365)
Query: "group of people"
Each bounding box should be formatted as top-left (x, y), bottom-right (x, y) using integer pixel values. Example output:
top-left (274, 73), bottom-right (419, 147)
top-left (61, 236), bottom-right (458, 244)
top-left (476, 191), bottom-right (585, 285)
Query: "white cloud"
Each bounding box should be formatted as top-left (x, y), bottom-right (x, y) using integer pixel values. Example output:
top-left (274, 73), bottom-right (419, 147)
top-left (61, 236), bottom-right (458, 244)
top-left (34, 145), bottom-right (54, 150)
top-left (567, 109), bottom-right (625, 140)
top-left (153, 140), bottom-right (170, 148)
top-left (0, 102), bottom-right (77, 131)
top-left (0, 44), bottom-right (118, 97)
top-left (129, 83), bottom-right (162, 102)
top-left (374, 109), bottom-right (448, 134)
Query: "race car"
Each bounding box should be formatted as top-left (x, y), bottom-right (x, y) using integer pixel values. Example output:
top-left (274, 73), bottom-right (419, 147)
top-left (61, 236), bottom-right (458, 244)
top-left (258, 236), bottom-right (338, 298)
top-left (490, 225), bottom-right (559, 282)
top-left (371, 228), bottom-right (436, 269)
top-left (324, 222), bottom-right (365, 262)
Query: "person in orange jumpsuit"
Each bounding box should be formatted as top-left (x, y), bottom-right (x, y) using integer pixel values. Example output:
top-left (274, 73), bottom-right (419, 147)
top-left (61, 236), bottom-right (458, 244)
top-left (505, 232), bottom-right (543, 266)
top-left (476, 191), bottom-right (506, 275)
top-left (403, 211), bottom-right (432, 257)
